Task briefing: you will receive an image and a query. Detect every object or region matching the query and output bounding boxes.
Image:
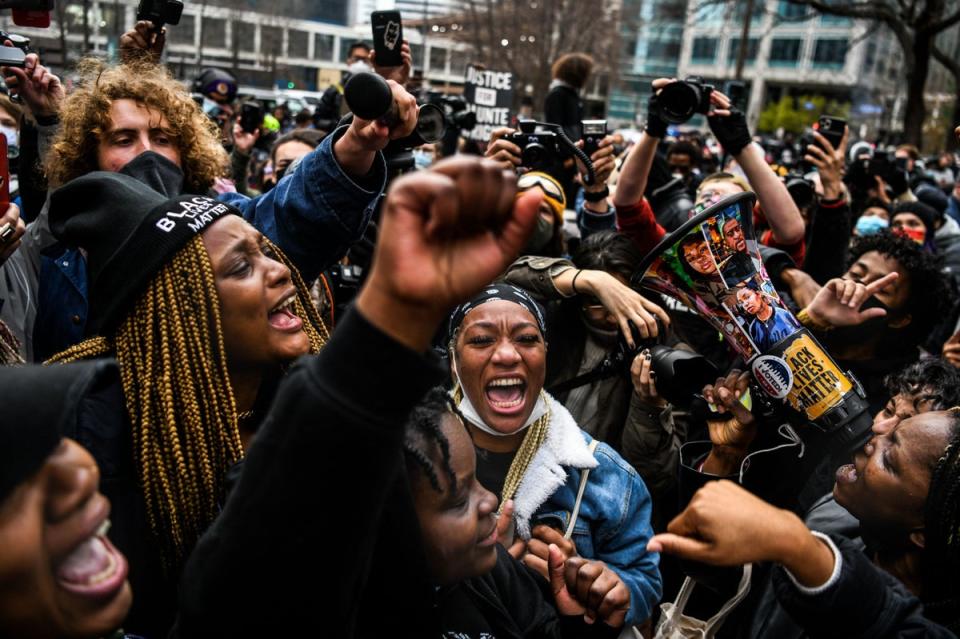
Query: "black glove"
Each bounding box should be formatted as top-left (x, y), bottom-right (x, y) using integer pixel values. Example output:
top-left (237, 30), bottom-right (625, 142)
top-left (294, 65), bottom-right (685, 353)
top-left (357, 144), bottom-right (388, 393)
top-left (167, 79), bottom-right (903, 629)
top-left (645, 93), bottom-right (669, 139)
top-left (708, 108), bottom-right (752, 156)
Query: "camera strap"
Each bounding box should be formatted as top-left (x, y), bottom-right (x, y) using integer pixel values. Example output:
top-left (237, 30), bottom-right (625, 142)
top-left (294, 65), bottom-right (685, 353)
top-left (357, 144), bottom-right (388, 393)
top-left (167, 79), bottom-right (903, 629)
top-left (547, 353), bottom-right (625, 395)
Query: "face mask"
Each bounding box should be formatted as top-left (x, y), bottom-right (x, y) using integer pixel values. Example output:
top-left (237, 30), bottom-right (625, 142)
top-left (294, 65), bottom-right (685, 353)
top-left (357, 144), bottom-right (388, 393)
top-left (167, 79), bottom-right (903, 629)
top-left (894, 226), bottom-right (926, 245)
top-left (0, 125), bottom-right (18, 158)
top-left (524, 215), bottom-right (555, 253)
top-left (855, 215), bottom-right (888, 236)
top-left (119, 151), bottom-right (185, 197)
top-left (449, 339), bottom-right (549, 438)
top-left (412, 149), bottom-right (432, 170)
top-left (347, 60), bottom-right (372, 75)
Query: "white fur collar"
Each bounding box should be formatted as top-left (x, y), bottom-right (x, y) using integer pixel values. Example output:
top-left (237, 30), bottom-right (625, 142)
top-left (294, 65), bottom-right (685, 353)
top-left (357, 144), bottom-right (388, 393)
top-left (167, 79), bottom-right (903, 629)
top-left (511, 392), bottom-right (599, 539)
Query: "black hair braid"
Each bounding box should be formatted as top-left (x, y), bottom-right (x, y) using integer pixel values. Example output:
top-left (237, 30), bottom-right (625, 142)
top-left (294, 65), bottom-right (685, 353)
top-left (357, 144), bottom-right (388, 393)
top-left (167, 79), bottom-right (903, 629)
top-left (403, 387), bottom-right (462, 494)
top-left (922, 410), bottom-right (960, 631)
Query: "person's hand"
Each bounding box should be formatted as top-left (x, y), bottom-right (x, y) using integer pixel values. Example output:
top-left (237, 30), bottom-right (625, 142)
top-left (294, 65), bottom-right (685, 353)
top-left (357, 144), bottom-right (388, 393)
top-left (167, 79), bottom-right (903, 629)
top-left (232, 120), bottom-right (260, 156)
top-left (485, 127), bottom-right (522, 171)
top-left (522, 524), bottom-right (577, 579)
top-left (647, 481), bottom-right (835, 587)
top-left (356, 156), bottom-right (540, 351)
top-left (631, 349), bottom-right (666, 408)
top-left (942, 331), bottom-right (960, 368)
top-left (347, 79), bottom-right (418, 151)
top-left (703, 370), bottom-right (755, 447)
top-left (780, 267), bottom-right (821, 309)
top-left (119, 20), bottom-right (166, 64)
top-left (549, 545), bottom-right (630, 627)
top-left (577, 269), bottom-right (670, 346)
top-left (495, 499), bottom-right (527, 559)
top-left (3, 52), bottom-right (63, 119)
top-left (576, 135), bottom-right (616, 191)
top-left (703, 88), bottom-right (751, 156)
top-left (0, 202), bottom-right (24, 264)
top-left (804, 272), bottom-right (898, 328)
top-left (371, 39), bottom-right (412, 85)
top-left (804, 127), bottom-right (848, 201)
top-left (872, 175), bottom-right (892, 204)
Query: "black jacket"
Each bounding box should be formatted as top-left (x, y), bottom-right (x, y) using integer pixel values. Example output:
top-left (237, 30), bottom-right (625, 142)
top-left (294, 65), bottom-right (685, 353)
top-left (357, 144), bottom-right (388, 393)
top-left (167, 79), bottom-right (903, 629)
top-left (772, 534), bottom-right (956, 638)
top-left (173, 309), bottom-right (443, 637)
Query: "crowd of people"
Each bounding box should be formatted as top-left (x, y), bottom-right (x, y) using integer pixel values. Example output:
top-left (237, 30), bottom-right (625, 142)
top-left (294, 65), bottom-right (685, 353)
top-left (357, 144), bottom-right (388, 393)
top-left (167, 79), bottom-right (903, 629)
top-left (1, 20), bottom-right (960, 639)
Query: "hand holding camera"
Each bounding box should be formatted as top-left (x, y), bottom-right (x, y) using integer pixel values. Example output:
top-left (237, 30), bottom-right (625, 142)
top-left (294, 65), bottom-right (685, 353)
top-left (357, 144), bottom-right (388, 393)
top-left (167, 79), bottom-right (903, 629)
top-left (804, 126), bottom-right (848, 201)
top-left (371, 39), bottom-right (412, 86)
top-left (485, 127), bottom-right (523, 171)
top-left (3, 49), bottom-right (62, 119)
top-left (577, 130), bottom-right (615, 194)
top-left (120, 20), bottom-right (167, 64)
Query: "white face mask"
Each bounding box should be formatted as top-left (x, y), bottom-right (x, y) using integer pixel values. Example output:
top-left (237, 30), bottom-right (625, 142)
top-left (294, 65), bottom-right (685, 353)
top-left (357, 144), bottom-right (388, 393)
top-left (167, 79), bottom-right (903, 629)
top-left (449, 346), bottom-right (549, 437)
top-left (347, 60), bottom-right (372, 75)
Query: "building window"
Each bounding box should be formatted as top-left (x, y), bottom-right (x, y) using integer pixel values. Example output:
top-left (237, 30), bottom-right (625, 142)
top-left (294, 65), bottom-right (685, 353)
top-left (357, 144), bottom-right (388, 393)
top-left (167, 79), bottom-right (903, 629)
top-left (429, 46), bottom-right (447, 73)
top-left (315, 34), bottom-right (334, 60)
top-left (727, 37), bottom-right (758, 66)
top-left (261, 25), bottom-right (283, 57)
top-left (234, 21), bottom-right (256, 52)
top-left (864, 40), bottom-right (876, 71)
top-left (691, 37), bottom-right (718, 63)
top-left (769, 37), bottom-right (801, 66)
top-left (694, 2), bottom-right (724, 24)
top-left (777, 1), bottom-right (808, 20)
top-left (288, 30), bottom-right (308, 58)
top-left (169, 15), bottom-right (195, 45)
top-left (733, 1), bottom-right (765, 23)
top-left (450, 49), bottom-right (468, 76)
top-left (202, 18), bottom-right (227, 49)
top-left (812, 38), bottom-right (847, 68)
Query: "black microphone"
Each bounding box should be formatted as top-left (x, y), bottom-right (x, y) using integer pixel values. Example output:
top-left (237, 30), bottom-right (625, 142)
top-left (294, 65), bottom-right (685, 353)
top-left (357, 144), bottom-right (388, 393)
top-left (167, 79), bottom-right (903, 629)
top-left (343, 71), bottom-right (398, 126)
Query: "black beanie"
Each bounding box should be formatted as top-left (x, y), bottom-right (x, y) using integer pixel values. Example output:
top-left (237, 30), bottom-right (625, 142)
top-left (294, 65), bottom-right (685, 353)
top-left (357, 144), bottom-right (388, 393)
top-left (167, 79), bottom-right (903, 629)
top-left (0, 360), bottom-right (118, 502)
top-left (49, 171), bottom-right (240, 335)
top-left (893, 200), bottom-right (939, 239)
top-left (915, 183), bottom-right (949, 217)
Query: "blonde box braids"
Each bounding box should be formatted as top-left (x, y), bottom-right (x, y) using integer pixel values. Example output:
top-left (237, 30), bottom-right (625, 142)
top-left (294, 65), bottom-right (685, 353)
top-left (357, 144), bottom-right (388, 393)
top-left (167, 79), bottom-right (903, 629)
top-left (49, 236), bottom-right (327, 565)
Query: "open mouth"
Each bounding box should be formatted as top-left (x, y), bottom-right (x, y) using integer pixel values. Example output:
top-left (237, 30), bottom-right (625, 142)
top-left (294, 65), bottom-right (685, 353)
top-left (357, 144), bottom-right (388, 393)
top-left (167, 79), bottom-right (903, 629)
top-left (484, 377), bottom-right (528, 415)
top-left (268, 292), bottom-right (303, 333)
top-left (835, 463), bottom-right (858, 485)
top-left (56, 520), bottom-right (129, 599)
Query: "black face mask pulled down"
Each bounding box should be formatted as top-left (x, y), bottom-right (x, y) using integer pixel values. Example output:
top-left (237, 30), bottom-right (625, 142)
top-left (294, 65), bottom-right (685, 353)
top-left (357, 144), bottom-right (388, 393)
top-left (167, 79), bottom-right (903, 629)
top-left (820, 295), bottom-right (907, 357)
top-left (119, 151), bottom-right (186, 197)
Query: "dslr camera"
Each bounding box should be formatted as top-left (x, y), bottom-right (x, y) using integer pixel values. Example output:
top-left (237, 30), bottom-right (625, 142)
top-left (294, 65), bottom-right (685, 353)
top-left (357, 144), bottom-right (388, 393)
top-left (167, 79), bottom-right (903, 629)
top-left (504, 120), bottom-right (595, 183)
top-left (656, 76), bottom-right (714, 125)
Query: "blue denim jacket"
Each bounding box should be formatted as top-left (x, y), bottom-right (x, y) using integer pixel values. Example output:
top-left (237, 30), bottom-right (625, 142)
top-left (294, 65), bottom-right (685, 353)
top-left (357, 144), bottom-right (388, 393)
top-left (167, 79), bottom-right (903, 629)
top-left (32, 126), bottom-right (385, 361)
top-left (513, 394), bottom-right (662, 625)
top-left (536, 437), bottom-right (662, 625)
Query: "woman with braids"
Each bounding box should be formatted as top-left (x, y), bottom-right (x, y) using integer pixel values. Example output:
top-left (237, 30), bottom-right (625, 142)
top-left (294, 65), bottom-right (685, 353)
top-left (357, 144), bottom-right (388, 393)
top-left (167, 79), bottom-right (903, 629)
top-left (45, 170), bottom-right (327, 637)
top-left (446, 283), bottom-right (662, 629)
top-left (401, 387), bottom-right (631, 636)
top-left (648, 408), bottom-right (960, 637)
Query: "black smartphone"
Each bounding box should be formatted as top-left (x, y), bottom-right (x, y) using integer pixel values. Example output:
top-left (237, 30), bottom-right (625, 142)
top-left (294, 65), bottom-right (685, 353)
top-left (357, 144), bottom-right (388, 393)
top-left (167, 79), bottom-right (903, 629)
top-left (723, 80), bottom-right (747, 112)
top-left (371, 10), bottom-right (403, 67)
top-left (817, 116), bottom-right (846, 151)
top-left (0, 45), bottom-right (25, 68)
top-left (239, 101), bottom-right (263, 134)
top-left (137, 0), bottom-right (183, 29)
top-left (581, 119), bottom-right (606, 158)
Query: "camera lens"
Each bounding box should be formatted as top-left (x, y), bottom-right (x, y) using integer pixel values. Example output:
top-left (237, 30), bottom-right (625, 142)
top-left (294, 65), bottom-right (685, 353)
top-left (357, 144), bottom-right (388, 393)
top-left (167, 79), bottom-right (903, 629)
top-left (657, 82), bottom-right (701, 124)
top-left (523, 142), bottom-right (547, 168)
top-left (415, 103), bottom-right (447, 144)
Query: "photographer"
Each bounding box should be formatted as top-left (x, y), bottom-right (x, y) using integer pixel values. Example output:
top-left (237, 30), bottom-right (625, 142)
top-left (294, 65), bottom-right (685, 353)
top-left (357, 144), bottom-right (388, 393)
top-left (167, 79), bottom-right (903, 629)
top-left (614, 79), bottom-right (805, 255)
top-left (484, 126), bottom-right (618, 242)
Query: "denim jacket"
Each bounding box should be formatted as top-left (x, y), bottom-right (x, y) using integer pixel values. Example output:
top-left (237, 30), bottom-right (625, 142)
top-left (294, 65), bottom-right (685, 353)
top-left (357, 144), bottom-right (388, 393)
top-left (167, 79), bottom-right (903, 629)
top-left (30, 125), bottom-right (385, 361)
top-left (515, 392), bottom-right (662, 625)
